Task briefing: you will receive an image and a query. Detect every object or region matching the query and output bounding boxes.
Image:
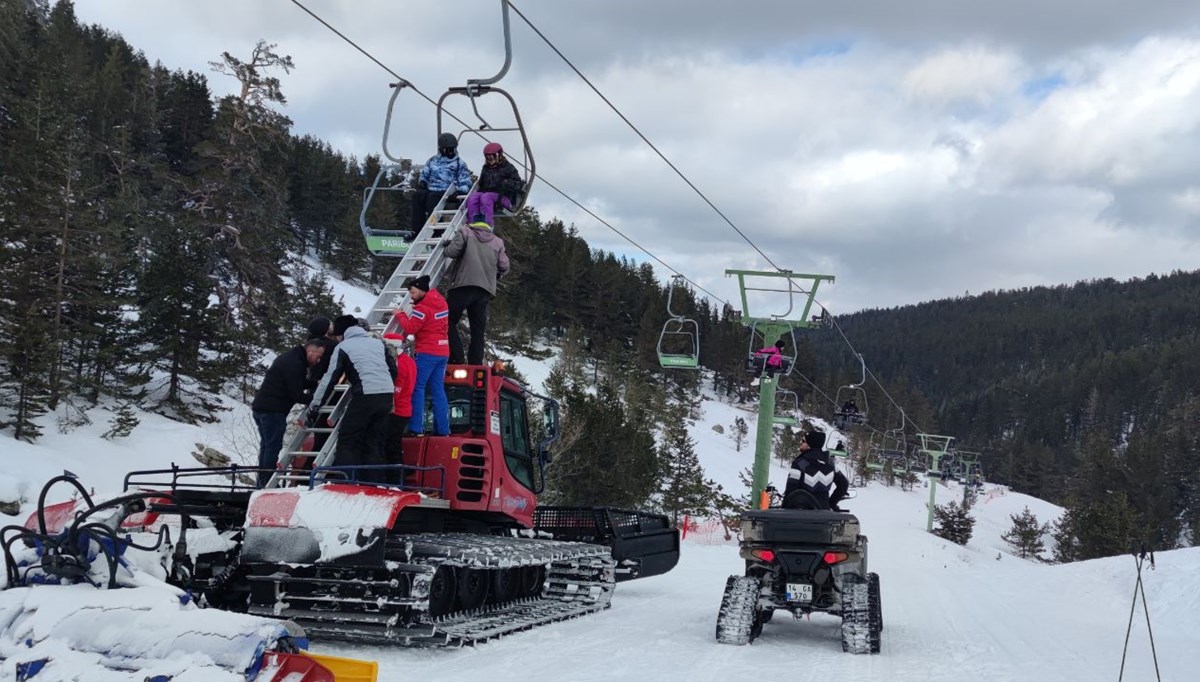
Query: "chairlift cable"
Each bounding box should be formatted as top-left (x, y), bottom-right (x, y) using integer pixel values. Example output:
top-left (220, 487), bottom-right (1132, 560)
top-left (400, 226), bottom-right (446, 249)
top-left (508, 2), bottom-right (930, 435)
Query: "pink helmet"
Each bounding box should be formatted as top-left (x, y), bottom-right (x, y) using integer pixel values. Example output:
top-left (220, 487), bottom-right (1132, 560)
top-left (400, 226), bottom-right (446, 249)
top-left (483, 142), bottom-right (503, 156)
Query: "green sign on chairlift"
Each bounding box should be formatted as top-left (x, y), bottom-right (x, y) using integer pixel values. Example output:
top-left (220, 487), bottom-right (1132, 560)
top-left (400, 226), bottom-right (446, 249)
top-left (658, 354), bottom-right (700, 369)
top-left (365, 235), bottom-right (412, 256)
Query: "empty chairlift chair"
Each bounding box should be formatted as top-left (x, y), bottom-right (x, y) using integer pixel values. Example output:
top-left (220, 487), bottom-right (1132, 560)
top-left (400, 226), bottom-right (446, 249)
top-left (657, 275), bottom-right (701, 370)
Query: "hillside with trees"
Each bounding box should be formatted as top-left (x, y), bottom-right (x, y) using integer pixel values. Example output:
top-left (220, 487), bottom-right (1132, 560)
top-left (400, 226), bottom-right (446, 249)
top-left (811, 273), bottom-right (1200, 557)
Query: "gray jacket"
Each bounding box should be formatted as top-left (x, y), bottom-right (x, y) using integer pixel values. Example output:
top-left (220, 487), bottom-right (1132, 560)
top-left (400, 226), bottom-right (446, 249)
top-left (310, 327), bottom-right (397, 408)
top-left (445, 225), bottom-right (510, 296)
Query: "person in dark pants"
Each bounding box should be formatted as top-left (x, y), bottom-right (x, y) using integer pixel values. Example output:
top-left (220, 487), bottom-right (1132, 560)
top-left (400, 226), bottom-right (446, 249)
top-left (409, 132), bottom-right (473, 236)
top-left (443, 214), bottom-right (510, 365)
top-left (252, 339), bottom-right (326, 487)
top-left (308, 315), bottom-right (397, 484)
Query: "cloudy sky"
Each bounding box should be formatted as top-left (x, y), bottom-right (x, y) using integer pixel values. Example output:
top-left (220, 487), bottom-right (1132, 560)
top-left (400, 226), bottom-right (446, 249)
top-left (73, 0), bottom-right (1200, 313)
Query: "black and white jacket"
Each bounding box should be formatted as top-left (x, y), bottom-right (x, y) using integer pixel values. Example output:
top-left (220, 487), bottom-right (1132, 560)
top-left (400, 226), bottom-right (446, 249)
top-left (783, 449), bottom-right (850, 510)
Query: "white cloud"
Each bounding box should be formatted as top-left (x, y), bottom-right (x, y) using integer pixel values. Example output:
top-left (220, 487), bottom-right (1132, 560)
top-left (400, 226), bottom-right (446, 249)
top-left (903, 46), bottom-right (1024, 106)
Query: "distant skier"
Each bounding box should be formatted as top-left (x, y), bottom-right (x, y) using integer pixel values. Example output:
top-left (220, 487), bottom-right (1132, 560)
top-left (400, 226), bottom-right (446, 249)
top-left (443, 213), bottom-right (510, 365)
top-left (308, 314), bottom-right (397, 484)
top-left (465, 142), bottom-right (523, 227)
top-left (782, 430), bottom-right (850, 511)
top-left (252, 339), bottom-right (327, 487)
top-left (750, 338), bottom-right (787, 386)
top-left (409, 132), bottom-right (473, 235)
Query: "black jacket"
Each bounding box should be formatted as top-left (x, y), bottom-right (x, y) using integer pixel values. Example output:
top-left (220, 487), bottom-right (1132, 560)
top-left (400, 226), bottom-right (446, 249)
top-left (478, 158), bottom-right (523, 204)
top-left (307, 336), bottom-right (337, 388)
top-left (251, 345), bottom-right (312, 413)
top-left (783, 449), bottom-right (850, 510)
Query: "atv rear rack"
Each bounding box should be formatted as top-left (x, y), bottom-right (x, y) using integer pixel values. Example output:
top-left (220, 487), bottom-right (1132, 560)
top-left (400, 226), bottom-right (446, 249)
top-left (534, 506), bottom-right (680, 581)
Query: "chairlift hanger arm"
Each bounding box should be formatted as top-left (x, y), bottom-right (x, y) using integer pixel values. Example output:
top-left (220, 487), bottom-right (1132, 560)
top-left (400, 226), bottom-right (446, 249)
top-left (851, 353), bottom-right (867, 389)
top-left (380, 80), bottom-right (411, 164)
top-left (666, 274), bottom-right (688, 319)
top-left (436, 87), bottom-right (536, 212)
top-left (467, 0), bottom-right (514, 90)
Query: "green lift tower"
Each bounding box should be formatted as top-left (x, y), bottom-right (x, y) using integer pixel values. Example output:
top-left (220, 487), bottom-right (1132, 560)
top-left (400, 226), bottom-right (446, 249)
top-left (916, 433), bottom-right (955, 532)
top-left (726, 269), bottom-right (834, 509)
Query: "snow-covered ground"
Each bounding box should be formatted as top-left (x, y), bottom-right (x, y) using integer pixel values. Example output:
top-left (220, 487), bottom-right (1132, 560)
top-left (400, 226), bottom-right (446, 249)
top-left (2, 271), bottom-right (1196, 680)
top-left (320, 392), bottom-right (1194, 681)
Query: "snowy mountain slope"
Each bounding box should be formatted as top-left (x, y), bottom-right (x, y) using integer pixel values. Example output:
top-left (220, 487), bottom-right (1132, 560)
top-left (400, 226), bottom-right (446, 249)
top-left (2, 272), bottom-right (1197, 681)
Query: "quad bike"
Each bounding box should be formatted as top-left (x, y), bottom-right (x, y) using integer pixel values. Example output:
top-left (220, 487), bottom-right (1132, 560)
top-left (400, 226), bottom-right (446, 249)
top-left (715, 489), bottom-right (882, 654)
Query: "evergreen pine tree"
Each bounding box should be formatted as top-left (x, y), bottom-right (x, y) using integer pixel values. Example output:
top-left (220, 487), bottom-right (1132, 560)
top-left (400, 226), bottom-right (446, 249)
top-left (932, 500), bottom-right (976, 545)
top-left (103, 402), bottom-right (141, 440)
top-left (1001, 506), bottom-right (1049, 560)
top-left (658, 411), bottom-right (715, 525)
top-left (1051, 491), bottom-right (1139, 562)
top-left (731, 417), bottom-right (748, 452)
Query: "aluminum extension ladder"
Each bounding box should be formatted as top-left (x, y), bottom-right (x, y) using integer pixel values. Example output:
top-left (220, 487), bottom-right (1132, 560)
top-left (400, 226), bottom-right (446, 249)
top-left (263, 183), bottom-right (475, 489)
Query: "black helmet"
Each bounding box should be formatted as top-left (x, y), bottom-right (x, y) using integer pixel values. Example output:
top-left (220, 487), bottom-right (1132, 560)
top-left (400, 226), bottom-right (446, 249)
top-left (437, 132), bottom-right (457, 149)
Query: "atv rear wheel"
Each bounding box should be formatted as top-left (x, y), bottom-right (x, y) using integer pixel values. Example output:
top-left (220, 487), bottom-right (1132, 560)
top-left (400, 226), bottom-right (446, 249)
top-left (840, 573), bottom-right (881, 654)
top-left (716, 575), bottom-right (762, 645)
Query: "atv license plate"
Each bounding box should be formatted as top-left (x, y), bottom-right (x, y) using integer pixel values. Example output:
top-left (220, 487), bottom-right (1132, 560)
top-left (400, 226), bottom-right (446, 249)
top-left (786, 583), bottom-right (813, 602)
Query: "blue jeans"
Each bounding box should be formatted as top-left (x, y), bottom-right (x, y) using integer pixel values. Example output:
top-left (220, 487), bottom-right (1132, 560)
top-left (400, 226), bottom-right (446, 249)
top-left (410, 354), bottom-right (449, 435)
top-left (253, 411), bottom-right (289, 487)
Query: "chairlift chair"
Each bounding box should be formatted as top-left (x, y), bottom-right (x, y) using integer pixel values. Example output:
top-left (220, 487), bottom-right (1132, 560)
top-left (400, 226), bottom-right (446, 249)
top-left (657, 275), bottom-right (701, 370)
top-left (833, 354), bottom-right (869, 428)
top-left (773, 389), bottom-right (800, 426)
top-left (359, 0), bottom-right (534, 257)
top-left (743, 321), bottom-right (797, 378)
top-left (810, 309), bottom-right (833, 328)
top-left (864, 448), bottom-right (885, 472)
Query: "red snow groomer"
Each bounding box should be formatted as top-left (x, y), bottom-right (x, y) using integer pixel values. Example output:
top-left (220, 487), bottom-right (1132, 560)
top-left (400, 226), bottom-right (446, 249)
top-left (122, 363), bottom-right (679, 647)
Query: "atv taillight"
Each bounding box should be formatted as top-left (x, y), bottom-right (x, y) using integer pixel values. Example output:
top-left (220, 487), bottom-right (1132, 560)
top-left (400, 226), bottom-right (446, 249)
top-left (822, 551), bottom-right (849, 565)
top-left (751, 549), bottom-right (775, 562)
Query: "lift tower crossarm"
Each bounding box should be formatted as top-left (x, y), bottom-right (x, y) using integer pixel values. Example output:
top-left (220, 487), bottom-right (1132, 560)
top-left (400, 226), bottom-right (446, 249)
top-left (916, 433), bottom-right (956, 531)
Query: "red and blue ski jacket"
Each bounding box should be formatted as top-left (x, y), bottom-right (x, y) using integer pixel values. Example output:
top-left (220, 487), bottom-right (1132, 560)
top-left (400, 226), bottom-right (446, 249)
top-left (392, 288), bottom-right (450, 357)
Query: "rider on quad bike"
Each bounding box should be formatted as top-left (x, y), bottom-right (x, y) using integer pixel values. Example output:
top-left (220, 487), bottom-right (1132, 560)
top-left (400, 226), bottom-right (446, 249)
top-left (716, 429), bottom-right (881, 654)
top-left (782, 430), bottom-right (850, 511)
